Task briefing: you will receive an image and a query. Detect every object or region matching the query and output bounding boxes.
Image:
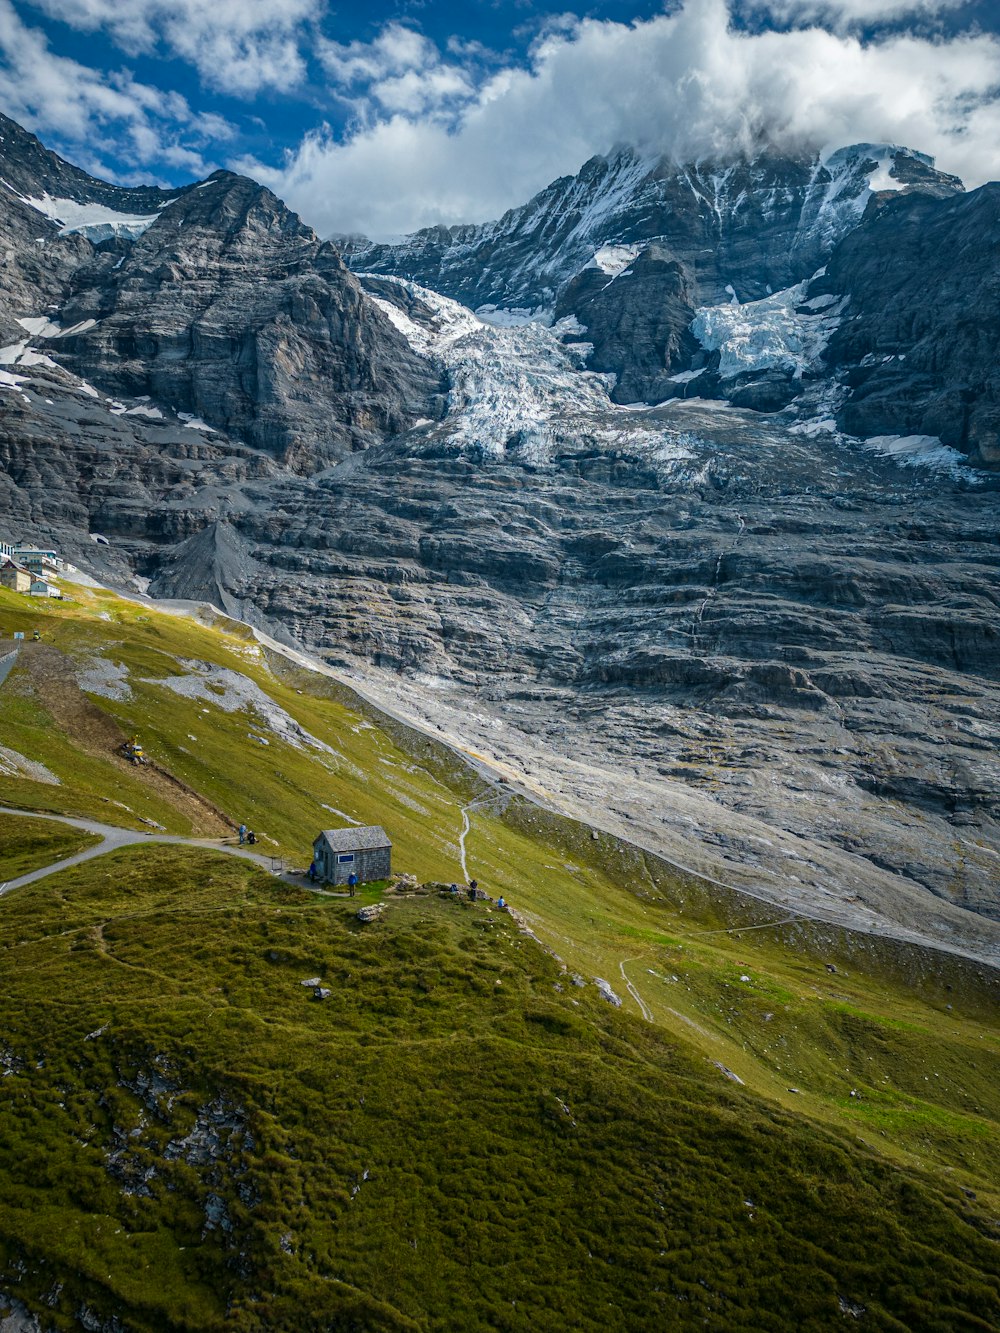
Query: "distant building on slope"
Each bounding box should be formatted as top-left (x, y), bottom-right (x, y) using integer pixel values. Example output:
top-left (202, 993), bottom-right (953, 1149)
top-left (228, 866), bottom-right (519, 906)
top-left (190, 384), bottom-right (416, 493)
top-left (313, 826), bottom-right (392, 886)
top-left (0, 561), bottom-right (31, 593)
top-left (12, 547), bottom-right (63, 578)
top-left (29, 578), bottom-right (61, 598)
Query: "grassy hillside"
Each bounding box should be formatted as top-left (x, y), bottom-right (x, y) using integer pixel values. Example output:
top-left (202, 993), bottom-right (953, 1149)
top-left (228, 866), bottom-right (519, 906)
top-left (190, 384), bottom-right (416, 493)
top-left (0, 811), bottom-right (100, 880)
top-left (0, 584), bottom-right (998, 1327)
top-left (1, 846), bottom-right (998, 1331)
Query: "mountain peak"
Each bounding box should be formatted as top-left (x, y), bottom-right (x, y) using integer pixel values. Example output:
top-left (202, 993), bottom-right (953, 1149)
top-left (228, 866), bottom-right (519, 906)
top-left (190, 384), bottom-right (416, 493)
top-left (340, 138), bottom-right (964, 314)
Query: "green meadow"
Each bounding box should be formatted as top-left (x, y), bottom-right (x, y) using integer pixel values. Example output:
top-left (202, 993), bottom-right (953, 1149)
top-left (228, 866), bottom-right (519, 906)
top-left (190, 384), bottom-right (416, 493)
top-left (0, 584), bottom-right (997, 1328)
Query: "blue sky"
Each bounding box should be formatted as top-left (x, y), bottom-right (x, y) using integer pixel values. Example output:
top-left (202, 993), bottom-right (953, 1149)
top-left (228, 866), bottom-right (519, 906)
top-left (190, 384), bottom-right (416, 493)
top-left (2, 1), bottom-right (999, 236)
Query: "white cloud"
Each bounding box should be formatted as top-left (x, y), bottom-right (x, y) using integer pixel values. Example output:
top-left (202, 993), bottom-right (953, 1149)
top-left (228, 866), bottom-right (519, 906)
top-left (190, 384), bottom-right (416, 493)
top-left (0, 0), bottom-right (230, 176)
top-left (244, 0), bottom-right (1000, 239)
top-left (24, 0), bottom-right (321, 95)
top-left (319, 23), bottom-right (476, 115)
top-left (320, 24), bottom-right (433, 85)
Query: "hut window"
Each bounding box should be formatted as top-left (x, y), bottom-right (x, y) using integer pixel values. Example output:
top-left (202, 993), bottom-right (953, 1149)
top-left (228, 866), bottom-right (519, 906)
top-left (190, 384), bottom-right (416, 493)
top-left (338, 853), bottom-right (355, 864)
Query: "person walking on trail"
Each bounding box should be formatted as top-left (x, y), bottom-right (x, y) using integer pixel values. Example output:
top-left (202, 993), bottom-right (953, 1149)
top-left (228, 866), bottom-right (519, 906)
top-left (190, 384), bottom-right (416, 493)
top-left (348, 871), bottom-right (358, 896)
top-left (238, 823), bottom-right (247, 845)
top-left (308, 861), bottom-right (318, 883)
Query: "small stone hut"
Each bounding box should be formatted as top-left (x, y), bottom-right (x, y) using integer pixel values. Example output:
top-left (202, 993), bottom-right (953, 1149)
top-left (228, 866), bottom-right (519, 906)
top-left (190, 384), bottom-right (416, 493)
top-left (313, 826), bottom-right (392, 886)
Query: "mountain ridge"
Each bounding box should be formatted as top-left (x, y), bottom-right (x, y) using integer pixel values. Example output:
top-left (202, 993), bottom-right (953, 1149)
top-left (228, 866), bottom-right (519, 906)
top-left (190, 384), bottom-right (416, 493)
top-left (338, 140), bottom-right (963, 311)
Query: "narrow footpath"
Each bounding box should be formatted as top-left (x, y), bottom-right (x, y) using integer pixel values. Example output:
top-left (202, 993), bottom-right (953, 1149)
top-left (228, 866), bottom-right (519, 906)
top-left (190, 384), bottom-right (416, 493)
top-left (0, 806), bottom-right (339, 897)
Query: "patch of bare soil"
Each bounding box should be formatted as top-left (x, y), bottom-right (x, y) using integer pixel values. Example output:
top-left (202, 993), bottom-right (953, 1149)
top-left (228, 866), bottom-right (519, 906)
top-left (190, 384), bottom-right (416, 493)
top-left (17, 644), bottom-right (230, 836)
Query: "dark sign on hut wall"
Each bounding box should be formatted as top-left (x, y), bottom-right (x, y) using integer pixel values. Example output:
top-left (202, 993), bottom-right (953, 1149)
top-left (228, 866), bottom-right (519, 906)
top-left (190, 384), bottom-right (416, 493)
top-left (313, 826), bottom-right (392, 885)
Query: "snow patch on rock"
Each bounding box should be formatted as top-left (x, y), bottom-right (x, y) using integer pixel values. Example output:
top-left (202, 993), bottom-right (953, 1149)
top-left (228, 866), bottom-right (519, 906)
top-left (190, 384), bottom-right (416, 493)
top-left (51, 319), bottom-right (98, 338)
top-left (864, 434), bottom-right (978, 480)
top-left (177, 413), bottom-right (216, 432)
top-left (0, 341), bottom-right (27, 365)
top-left (588, 243), bottom-right (641, 276)
top-left (17, 315), bottom-right (61, 337)
top-left (19, 192), bottom-right (165, 241)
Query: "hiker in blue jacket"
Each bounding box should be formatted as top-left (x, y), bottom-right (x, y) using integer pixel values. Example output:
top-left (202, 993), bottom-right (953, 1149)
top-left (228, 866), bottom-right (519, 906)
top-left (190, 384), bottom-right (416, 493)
top-left (348, 871), bottom-right (358, 896)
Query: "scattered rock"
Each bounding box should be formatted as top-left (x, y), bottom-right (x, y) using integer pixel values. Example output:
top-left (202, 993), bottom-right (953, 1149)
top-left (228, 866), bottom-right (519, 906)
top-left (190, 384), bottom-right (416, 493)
top-left (838, 1295), bottom-right (867, 1319)
top-left (711, 1060), bottom-right (745, 1085)
top-left (0, 1290), bottom-right (44, 1332)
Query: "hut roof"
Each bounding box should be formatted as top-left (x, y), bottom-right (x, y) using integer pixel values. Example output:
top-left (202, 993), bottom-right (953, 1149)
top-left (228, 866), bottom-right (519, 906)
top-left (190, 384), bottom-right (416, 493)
top-left (316, 825), bottom-right (392, 852)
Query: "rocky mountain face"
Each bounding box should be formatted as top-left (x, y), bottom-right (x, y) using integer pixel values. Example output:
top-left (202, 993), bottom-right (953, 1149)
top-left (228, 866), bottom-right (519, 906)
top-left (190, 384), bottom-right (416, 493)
top-left (553, 244), bottom-right (701, 404)
top-left (50, 174), bottom-right (443, 470)
top-left (0, 114), bottom-right (441, 470)
top-left (1, 114), bottom-right (999, 964)
top-left (812, 184), bottom-right (1000, 468)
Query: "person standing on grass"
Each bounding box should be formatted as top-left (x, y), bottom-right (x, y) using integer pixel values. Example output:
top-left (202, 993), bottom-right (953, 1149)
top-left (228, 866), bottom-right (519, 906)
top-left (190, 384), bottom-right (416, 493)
top-left (238, 823), bottom-right (247, 845)
top-left (348, 871), bottom-right (358, 896)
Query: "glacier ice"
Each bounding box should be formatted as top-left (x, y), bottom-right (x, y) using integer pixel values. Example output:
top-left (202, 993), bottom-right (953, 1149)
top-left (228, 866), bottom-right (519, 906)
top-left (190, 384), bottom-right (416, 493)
top-left (692, 282), bottom-right (845, 380)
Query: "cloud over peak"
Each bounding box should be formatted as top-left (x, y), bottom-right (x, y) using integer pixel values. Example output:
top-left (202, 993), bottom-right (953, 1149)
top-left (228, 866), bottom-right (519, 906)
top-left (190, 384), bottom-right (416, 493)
top-left (243, 0), bottom-right (1000, 239)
